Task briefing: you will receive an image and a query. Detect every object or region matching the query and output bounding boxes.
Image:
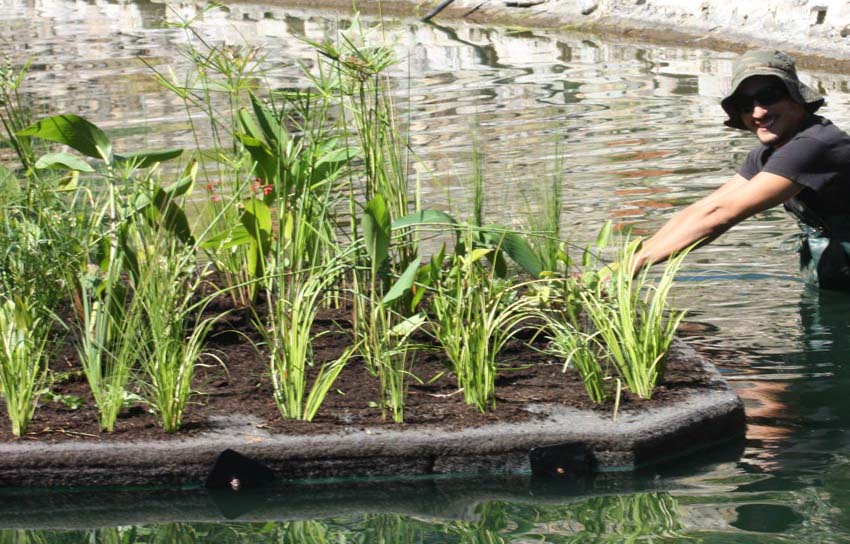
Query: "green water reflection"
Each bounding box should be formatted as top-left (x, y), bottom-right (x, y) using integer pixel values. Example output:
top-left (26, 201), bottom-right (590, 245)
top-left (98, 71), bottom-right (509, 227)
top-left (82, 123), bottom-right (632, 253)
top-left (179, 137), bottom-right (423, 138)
top-left (0, 492), bottom-right (701, 543)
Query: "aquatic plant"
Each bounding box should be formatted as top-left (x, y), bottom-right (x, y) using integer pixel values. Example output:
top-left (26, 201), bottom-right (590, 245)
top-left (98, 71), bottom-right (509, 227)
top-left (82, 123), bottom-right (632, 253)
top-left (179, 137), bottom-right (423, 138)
top-left (546, 319), bottom-right (609, 404)
top-left (134, 243), bottom-right (220, 433)
top-left (0, 56), bottom-right (36, 172)
top-left (0, 296), bottom-right (51, 437)
top-left (71, 247), bottom-right (144, 433)
top-left (581, 237), bottom-right (690, 399)
top-left (352, 194), bottom-right (427, 423)
top-left (430, 230), bottom-right (539, 411)
top-left (258, 257), bottom-right (356, 422)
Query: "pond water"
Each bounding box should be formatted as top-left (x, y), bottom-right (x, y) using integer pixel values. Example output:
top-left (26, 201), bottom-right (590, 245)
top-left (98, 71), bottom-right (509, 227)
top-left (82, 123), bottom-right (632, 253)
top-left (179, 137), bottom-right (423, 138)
top-left (4, 0), bottom-right (850, 541)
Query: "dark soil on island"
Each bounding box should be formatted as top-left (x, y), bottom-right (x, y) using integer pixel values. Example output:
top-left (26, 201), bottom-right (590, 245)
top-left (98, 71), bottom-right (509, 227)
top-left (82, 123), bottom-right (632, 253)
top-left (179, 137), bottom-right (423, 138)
top-left (0, 290), bottom-right (722, 444)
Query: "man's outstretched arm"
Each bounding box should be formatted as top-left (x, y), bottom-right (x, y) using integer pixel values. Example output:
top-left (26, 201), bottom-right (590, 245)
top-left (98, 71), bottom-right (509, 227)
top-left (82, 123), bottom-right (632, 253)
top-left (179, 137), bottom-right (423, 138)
top-left (630, 172), bottom-right (803, 273)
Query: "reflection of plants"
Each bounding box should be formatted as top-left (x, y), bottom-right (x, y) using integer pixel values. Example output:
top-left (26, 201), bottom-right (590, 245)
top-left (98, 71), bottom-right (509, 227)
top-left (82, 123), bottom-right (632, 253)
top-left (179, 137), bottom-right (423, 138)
top-left (567, 492), bottom-right (685, 541)
top-left (0, 296), bottom-right (51, 436)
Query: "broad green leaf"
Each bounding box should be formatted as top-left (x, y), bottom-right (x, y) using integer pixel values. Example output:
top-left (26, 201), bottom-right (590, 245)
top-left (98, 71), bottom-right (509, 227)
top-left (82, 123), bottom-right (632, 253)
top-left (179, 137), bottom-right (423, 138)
top-left (200, 224), bottom-right (252, 250)
top-left (468, 247), bottom-right (492, 264)
top-left (18, 114), bottom-right (112, 161)
top-left (238, 108), bottom-right (265, 143)
top-left (392, 209), bottom-right (457, 230)
top-left (200, 225), bottom-right (251, 250)
top-left (152, 188), bottom-right (193, 244)
top-left (315, 142), bottom-right (358, 165)
top-left (250, 93), bottom-right (286, 149)
top-left (246, 237), bottom-right (261, 279)
top-left (241, 199), bottom-right (273, 241)
top-left (237, 133), bottom-right (278, 183)
top-left (34, 152), bottom-right (94, 172)
top-left (362, 194), bottom-right (390, 269)
top-left (113, 148), bottom-right (183, 168)
top-left (382, 259), bottom-right (421, 304)
top-left (498, 231), bottom-right (543, 278)
top-left (163, 162), bottom-right (197, 198)
top-left (595, 220), bottom-right (613, 249)
top-left (57, 171), bottom-right (79, 192)
top-left (310, 143), bottom-right (357, 186)
top-left (240, 201), bottom-right (272, 279)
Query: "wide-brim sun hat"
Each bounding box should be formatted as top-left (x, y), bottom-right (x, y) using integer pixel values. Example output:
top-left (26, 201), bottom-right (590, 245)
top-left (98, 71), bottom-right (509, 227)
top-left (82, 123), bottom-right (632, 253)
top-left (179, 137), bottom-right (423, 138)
top-left (721, 49), bottom-right (825, 130)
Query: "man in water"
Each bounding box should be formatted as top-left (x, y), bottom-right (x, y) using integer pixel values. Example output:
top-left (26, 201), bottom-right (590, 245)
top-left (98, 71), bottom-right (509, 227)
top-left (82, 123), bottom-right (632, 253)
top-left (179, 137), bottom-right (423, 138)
top-left (631, 49), bottom-right (850, 290)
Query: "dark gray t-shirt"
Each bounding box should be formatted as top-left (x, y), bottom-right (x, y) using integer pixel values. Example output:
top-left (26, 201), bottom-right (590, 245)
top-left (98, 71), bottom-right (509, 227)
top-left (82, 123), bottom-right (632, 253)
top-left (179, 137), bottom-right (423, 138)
top-left (737, 115), bottom-right (850, 225)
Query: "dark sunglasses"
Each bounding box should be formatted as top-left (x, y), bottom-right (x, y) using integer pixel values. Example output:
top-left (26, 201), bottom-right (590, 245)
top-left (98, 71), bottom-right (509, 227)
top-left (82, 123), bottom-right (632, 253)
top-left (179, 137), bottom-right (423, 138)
top-left (733, 85), bottom-right (789, 114)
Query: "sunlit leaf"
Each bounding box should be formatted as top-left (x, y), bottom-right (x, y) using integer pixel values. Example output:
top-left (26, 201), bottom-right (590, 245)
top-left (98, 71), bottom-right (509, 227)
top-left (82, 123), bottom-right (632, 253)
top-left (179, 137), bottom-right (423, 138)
top-left (113, 148), bottom-right (183, 168)
top-left (34, 152), bottom-right (94, 172)
top-left (17, 114), bottom-right (112, 161)
top-left (498, 231), bottom-right (543, 278)
top-left (595, 220), bottom-right (613, 249)
top-left (362, 194), bottom-right (390, 269)
top-left (392, 209), bottom-right (457, 230)
top-left (383, 259), bottom-right (421, 304)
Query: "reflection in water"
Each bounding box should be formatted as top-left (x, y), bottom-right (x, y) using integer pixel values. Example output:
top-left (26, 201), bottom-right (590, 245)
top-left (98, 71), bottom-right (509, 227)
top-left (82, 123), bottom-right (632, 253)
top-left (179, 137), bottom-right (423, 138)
top-left (4, 0), bottom-right (850, 541)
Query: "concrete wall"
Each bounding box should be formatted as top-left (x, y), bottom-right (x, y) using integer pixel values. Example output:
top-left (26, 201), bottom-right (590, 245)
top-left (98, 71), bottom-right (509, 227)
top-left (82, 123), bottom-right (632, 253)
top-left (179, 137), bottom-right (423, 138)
top-left (591, 0), bottom-right (850, 59)
top-left (402, 0), bottom-right (850, 65)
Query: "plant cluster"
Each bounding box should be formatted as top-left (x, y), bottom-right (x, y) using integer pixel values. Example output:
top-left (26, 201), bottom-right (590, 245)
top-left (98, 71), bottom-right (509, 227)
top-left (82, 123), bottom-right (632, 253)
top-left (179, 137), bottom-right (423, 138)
top-left (0, 15), bottom-right (690, 437)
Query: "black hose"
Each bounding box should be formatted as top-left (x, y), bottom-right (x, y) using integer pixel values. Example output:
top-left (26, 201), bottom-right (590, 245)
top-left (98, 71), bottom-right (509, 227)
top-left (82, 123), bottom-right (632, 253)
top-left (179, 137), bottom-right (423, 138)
top-left (422, 0), bottom-right (456, 22)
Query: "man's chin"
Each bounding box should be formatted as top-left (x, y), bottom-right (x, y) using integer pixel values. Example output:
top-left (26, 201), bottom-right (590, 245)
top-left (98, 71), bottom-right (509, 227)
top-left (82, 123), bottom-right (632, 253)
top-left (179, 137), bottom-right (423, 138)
top-left (756, 130), bottom-right (781, 146)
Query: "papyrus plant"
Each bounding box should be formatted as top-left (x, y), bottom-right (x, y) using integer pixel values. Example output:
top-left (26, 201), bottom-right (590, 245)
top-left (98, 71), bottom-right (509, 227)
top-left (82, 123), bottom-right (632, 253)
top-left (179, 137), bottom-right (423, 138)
top-left (0, 296), bottom-right (51, 436)
top-left (581, 238), bottom-right (690, 400)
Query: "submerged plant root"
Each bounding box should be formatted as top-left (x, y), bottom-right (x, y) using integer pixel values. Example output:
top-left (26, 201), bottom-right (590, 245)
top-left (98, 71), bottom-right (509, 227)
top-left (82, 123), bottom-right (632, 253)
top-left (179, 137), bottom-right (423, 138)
top-left (0, 293), bottom-right (721, 443)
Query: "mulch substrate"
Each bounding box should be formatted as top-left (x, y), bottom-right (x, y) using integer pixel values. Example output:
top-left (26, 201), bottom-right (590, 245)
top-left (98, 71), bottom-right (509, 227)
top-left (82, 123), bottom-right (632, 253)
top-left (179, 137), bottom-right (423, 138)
top-left (0, 291), bottom-right (721, 444)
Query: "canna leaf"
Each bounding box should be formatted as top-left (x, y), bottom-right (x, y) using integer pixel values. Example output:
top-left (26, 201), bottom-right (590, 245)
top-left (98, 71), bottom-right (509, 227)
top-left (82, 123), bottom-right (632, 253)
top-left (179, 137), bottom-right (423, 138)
top-left (382, 258), bottom-right (421, 304)
top-left (392, 209), bottom-right (457, 230)
top-left (18, 114), bottom-right (112, 161)
top-left (595, 220), bottom-right (613, 249)
top-left (241, 199), bottom-right (273, 242)
top-left (34, 152), bottom-right (94, 172)
top-left (200, 224), bottom-right (252, 250)
top-left (113, 148), bottom-right (183, 168)
top-left (362, 194), bottom-right (391, 269)
top-left (497, 231), bottom-right (543, 278)
top-left (237, 133), bottom-right (278, 183)
top-left (249, 93), bottom-right (286, 149)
